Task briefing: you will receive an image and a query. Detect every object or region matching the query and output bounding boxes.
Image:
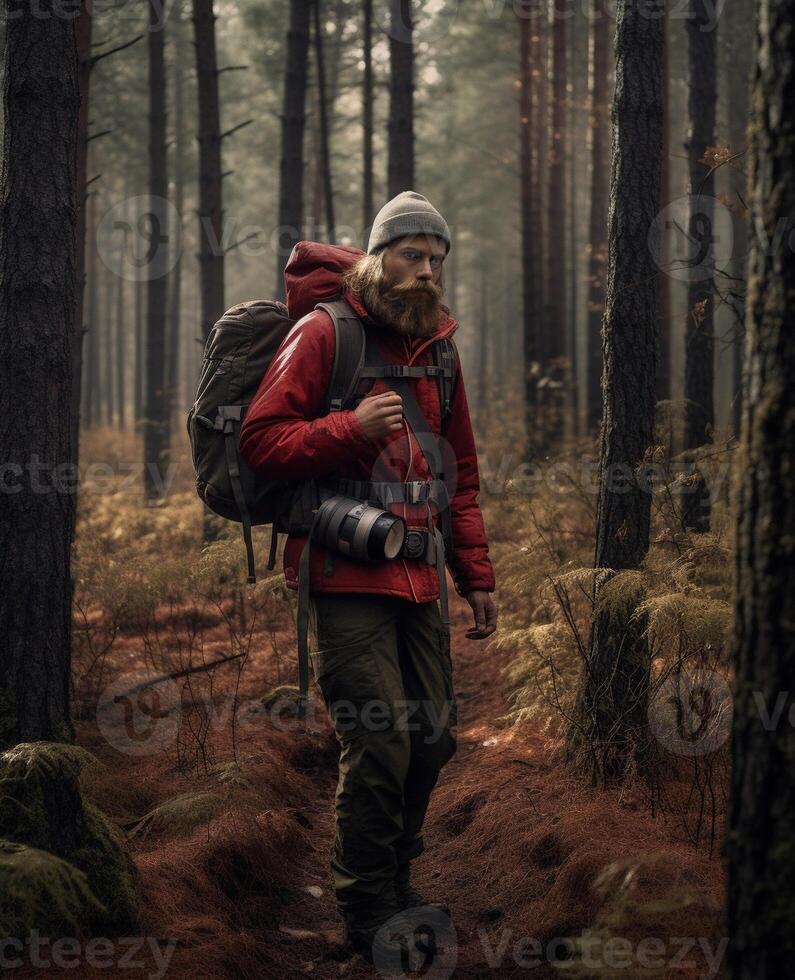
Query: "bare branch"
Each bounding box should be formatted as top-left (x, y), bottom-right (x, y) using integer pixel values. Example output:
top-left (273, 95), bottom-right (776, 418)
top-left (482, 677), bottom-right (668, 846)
top-left (87, 34), bottom-right (143, 70)
top-left (219, 119), bottom-right (253, 141)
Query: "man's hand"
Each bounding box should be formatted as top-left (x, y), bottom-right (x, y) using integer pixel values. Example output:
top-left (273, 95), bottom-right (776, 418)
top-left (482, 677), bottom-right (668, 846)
top-left (354, 390), bottom-right (404, 441)
top-left (463, 590), bottom-right (498, 639)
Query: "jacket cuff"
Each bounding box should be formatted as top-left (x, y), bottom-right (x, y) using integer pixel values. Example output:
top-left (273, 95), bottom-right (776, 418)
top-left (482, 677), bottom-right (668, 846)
top-left (340, 408), bottom-right (373, 449)
top-left (451, 562), bottom-right (496, 597)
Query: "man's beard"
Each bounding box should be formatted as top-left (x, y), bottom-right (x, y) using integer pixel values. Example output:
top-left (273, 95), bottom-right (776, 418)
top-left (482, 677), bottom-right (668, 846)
top-left (341, 252), bottom-right (446, 339)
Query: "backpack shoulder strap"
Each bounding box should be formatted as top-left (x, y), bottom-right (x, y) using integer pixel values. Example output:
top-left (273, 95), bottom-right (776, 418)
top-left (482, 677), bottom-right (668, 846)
top-left (314, 299), bottom-right (366, 414)
top-left (432, 337), bottom-right (457, 420)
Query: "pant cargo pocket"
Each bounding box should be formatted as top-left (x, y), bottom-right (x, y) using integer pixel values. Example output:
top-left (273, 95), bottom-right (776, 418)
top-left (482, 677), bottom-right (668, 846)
top-left (310, 642), bottom-right (394, 741)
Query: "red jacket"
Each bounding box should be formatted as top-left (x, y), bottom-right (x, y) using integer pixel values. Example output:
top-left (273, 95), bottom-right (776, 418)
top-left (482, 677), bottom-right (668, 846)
top-left (238, 241), bottom-right (495, 602)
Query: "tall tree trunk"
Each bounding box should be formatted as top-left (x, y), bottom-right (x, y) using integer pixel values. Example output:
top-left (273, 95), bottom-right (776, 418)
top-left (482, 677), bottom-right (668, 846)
top-left (656, 12), bottom-right (671, 407)
top-left (276, 0), bottom-right (311, 298)
top-left (115, 220), bottom-right (127, 431)
top-left (546, 0), bottom-right (567, 363)
top-left (168, 17), bottom-right (186, 428)
top-left (569, 0), bottom-right (663, 784)
top-left (144, 0), bottom-right (170, 501)
top-left (566, 6), bottom-right (581, 440)
top-left (388, 0), bottom-right (414, 196)
top-left (313, 0), bottom-right (335, 240)
top-left (84, 188), bottom-right (98, 429)
top-left (477, 256), bottom-right (489, 426)
top-left (585, 0), bottom-right (609, 432)
top-left (724, 0), bottom-right (753, 440)
top-left (134, 274), bottom-right (144, 425)
top-left (193, 0), bottom-right (224, 341)
top-left (362, 0), bottom-right (374, 238)
top-left (71, 0), bottom-right (92, 469)
top-left (683, 0), bottom-right (716, 449)
top-left (728, 0), bottom-right (795, 970)
top-left (0, 2), bottom-right (80, 746)
top-left (103, 242), bottom-right (114, 427)
top-left (519, 9), bottom-right (539, 459)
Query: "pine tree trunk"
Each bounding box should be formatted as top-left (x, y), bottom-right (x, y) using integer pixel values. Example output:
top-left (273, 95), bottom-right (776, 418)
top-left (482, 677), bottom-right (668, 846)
top-left (585, 0), bottom-right (609, 432)
top-left (683, 0), bottom-right (716, 449)
top-left (566, 7), bottom-right (580, 441)
top-left (71, 0), bottom-right (92, 469)
top-left (519, 9), bottom-right (539, 459)
top-left (547, 3), bottom-right (567, 363)
top-left (727, 0), bottom-right (795, 970)
top-left (193, 0), bottom-right (224, 341)
top-left (313, 0), bottom-right (335, 240)
top-left (143, 0), bottom-right (170, 500)
top-left (276, 0), bottom-right (311, 298)
top-left (388, 0), bottom-right (414, 196)
top-left (103, 243), bottom-right (114, 427)
top-left (134, 274), bottom-right (144, 425)
top-left (362, 0), bottom-right (374, 238)
top-left (569, 0), bottom-right (663, 784)
top-left (84, 188), bottom-right (98, 428)
top-left (168, 14), bottom-right (186, 427)
top-left (723, 0), bottom-right (753, 440)
top-left (656, 12), bottom-right (671, 407)
top-left (115, 221), bottom-right (126, 431)
top-left (0, 3), bottom-right (80, 747)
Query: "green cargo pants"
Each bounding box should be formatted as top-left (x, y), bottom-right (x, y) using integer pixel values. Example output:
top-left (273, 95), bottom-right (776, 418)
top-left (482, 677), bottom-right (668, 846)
top-left (308, 593), bottom-right (458, 915)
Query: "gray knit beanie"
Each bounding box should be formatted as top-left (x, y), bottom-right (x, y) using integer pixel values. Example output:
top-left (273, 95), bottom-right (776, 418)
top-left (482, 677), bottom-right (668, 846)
top-left (367, 190), bottom-right (451, 255)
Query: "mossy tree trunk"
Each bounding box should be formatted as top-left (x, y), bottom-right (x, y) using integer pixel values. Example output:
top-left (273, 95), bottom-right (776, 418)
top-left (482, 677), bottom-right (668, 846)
top-left (0, 0), bottom-right (80, 749)
top-left (568, 0), bottom-right (663, 785)
top-left (727, 0), bottom-right (795, 972)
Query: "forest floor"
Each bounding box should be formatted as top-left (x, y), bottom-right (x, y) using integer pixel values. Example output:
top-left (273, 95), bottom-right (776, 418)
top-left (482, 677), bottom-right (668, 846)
top-left (56, 428), bottom-right (732, 979)
top-left (65, 586), bottom-right (726, 980)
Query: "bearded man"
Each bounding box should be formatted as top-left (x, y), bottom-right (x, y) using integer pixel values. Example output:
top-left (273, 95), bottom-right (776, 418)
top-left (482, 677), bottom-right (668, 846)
top-left (239, 191), bottom-right (497, 965)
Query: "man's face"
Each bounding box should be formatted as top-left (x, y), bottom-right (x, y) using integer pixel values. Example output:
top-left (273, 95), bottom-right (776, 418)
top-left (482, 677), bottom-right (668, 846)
top-left (381, 235), bottom-right (447, 290)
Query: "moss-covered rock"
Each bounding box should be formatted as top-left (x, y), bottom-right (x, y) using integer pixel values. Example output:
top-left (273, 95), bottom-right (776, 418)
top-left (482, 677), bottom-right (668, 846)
top-left (0, 742), bottom-right (137, 937)
top-left (0, 839), bottom-right (104, 938)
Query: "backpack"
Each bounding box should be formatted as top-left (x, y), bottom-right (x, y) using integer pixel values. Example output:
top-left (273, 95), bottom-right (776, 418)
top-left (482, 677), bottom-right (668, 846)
top-left (187, 297), bottom-right (458, 585)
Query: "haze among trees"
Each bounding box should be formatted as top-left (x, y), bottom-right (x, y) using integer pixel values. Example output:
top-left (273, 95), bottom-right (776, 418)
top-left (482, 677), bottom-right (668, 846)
top-left (0, 0), bottom-right (792, 973)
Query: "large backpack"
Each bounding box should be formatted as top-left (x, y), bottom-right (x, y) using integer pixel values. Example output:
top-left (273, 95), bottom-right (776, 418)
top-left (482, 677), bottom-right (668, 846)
top-left (187, 297), bottom-right (458, 585)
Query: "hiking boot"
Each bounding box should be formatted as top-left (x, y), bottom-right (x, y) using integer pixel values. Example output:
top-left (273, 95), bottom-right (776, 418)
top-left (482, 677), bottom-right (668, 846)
top-left (343, 904), bottom-right (427, 970)
top-left (395, 862), bottom-right (451, 917)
